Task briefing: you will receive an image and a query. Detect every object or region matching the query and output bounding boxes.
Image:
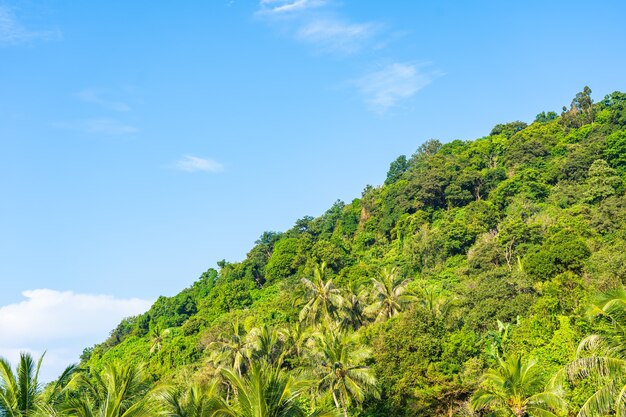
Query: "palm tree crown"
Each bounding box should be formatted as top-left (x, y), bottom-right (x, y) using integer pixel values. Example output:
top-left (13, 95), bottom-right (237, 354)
top-left (563, 286), bottom-right (626, 417)
top-left (299, 263), bottom-right (344, 325)
top-left (365, 267), bottom-right (415, 322)
top-left (472, 355), bottom-right (566, 417)
top-left (217, 363), bottom-right (337, 417)
top-left (159, 382), bottom-right (222, 417)
top-left (0, 352), bottom-right (75, 417)
top-left (63, 361), bottom-right (153, 417)
top-left (208, 321), bottom-right (253, 377)
top-left (311, 330), bottom-right (378, 417)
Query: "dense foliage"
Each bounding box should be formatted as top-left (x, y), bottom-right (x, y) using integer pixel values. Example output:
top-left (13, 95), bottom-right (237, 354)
top-left (5, 87), bottom-right (626, 417)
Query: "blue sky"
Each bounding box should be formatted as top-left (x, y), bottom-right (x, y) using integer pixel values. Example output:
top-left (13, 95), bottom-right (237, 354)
top-left (1, 0), bottom-right (625, 379)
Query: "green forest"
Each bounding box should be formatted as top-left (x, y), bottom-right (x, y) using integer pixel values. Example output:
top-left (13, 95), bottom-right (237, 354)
top-left (2, 87), bottom-right (626, 416)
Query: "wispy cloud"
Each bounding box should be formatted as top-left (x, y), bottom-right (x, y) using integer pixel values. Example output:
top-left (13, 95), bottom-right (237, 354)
top-left (0, 289), bottom-right (151, 381)
top-left (256, 1), bottom-right (442, 113)
top-left (257, 0), bottom-right (378, 55)
top-left (258, 0), bottom-right (328, 15)
top-left (53, 118), bottom-right (139, 135)
top-left (0, 5), bottom-right (60, 45)
top-left (175, 155), bottom-right (224, 173)
top-left (76, 89), bottom-right (132, 112)
top-left (297, 18), bottom-right (378, 54)
top-left (355, 63), bottom-right (440, 113)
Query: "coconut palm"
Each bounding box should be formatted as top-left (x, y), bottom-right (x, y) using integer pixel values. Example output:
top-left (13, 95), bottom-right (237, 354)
top-left (339, 283), bottom-right (369, 331)
top-left (217, 363), bottom-right (338, 417)
top-left (248, 324), bottom-right (285, 366)
top-left (159, 381), bottom-right (222, 417)
top-left (208, 321), bottom-right (253, 377)
top-left (365, 267), bottom-right (415, 322)
top-left (150, 326), bottom-right (172, 355)
top-left (279, 322), bottom-right (317, 369)
top-left (419, 286), bottom-right (454, 319)
top-left (0, 352), bottom-right (76, 417)
top-left (299, 263), bottom-right (344, 325)
top-left (63, 361), bottom-right (153, 417)
top-left (562, 287), bottom-right (626, 417)
top-left (311, 329), bottom-right (378, 417)
top-left (471, 355), bottom-right (566, 417)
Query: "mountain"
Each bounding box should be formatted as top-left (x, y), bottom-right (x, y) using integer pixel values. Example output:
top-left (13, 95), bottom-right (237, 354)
top-left (78, 87), bottom-right (626, 416)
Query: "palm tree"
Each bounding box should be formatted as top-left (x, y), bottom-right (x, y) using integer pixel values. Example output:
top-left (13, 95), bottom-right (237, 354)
top-left (339, 282), bottom-right (369, 331)
top-left (419, 286), bottom-right (453, 319)
top-left (216, 363), bottom-right (338, 417)
top-left (364, 267), bottom-right (415, 322)
top-left (561, 287), bottom-right (626, 417)
top-left (208, 320), bottom-right (253, 377)
top-left (0, 352), bottom-right (76, 417)
top-left (311, 330), bottom-right (378, 417)
top-left (279, 322), bottom-right (317, 369)
top-left (63, 361), bottom-right (153, 417)
top-left (150, 326), bottom-right (172, 355)
top-left (299, 263), bottom-right (344, 325)
top-left (248, 324), bottom-right (285, 366)
top-left (471, 355), bottom-right (566, 417)
top-left (159, 382), bottom-right (222, 417)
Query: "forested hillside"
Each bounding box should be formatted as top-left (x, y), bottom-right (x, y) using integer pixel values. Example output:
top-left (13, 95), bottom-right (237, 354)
top-left (13, 88), bottom-right (626, 417)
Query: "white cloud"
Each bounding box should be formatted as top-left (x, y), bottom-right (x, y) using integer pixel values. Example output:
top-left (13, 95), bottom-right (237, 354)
top-left (297, 18), bottom-right (377, 54)
top-left (0, 289), bottom-right (152, 381)
top-left (257, 0), bottom-right (378, 55)
top-left (0, 5), bottom-right (60, 45)
top-left (258, 0), bottom-right (328, 15)
top-left (76, 89), bottom-right (132, 112)
top-left (355, 63), bottom-right (439, 113)
top-left (53, 118), bottom-right (139, 135)
top-left (0, 289), bottom-right (151, 342)
top-left (175, 155), bottom-right (224, 173)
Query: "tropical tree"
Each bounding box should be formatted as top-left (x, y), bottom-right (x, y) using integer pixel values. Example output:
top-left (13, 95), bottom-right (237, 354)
top-left (339, 282), bottom-right (369, 331)
top-left (159, 382), bottom-right (222, 417)
top-left (365, 267), bottom-right (415, 322)
top-left (471, 355), bottom-right (566, 417)
top-left (419, 286), bottom-right (454, 319)
top-left (248, 324), bottom-right (285, 366)
top-left (216, 363), bottom-right (337, 417)
top-left (562, 287), bottom-right (626, 417)
top-left (0, 352), bottom-right (76, 417)
top-left (485, 318), bottom-right (518, 360)
top-left (150, 326), bottom-right (172, 355)
top-left (63, 362), bottom-right (153, 417)
top-left (299, 263), bottom-right (344, 325)
top-left (208, 321), bottom-right (253, 377)
top-left (311, 330), bottom-right (378, 417)
top-left (279, 322), bottom-right (316, 369)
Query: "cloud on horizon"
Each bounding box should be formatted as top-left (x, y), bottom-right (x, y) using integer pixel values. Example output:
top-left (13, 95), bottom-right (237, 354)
top-left (355, 63), bottom-right (440, 113)
top-left (0, 5), bottom-right (60, 45)
top-left (175, 155), bottom-right (224, 173)
top-left (0, 289), bottom-right (152, 381)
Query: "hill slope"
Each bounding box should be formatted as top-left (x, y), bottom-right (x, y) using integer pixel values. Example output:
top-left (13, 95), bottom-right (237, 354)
top-left (81, 88), bottom-right (626, 416)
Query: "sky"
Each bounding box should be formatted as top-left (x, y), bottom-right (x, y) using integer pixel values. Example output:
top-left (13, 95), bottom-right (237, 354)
top-left (1, 0), bottom-right (625, 381)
